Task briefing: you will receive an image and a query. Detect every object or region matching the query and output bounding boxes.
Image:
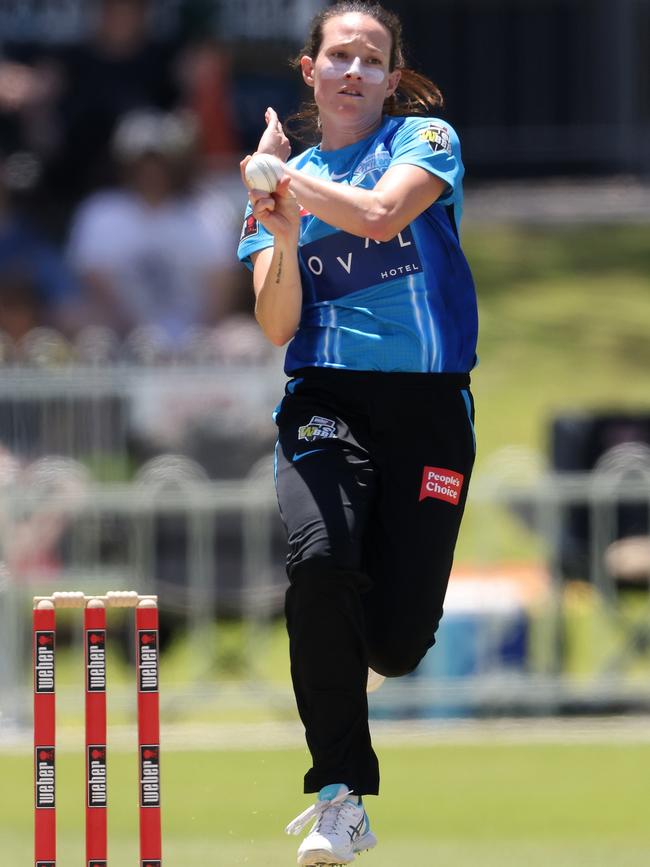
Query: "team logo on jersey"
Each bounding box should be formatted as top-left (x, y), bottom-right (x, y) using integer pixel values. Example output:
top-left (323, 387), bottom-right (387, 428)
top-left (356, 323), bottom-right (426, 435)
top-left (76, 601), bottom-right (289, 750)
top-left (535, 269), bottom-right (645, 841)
top-left (351, 150), bottom-right (391, 185)
top-left (240, 213), bottom-right (258, 240)
top-left (298, 416), bottom-right (337, 443)
top-left (419, 124), bottom-right (452, 155)
top-left (419, 466), bottom-right (464, 504)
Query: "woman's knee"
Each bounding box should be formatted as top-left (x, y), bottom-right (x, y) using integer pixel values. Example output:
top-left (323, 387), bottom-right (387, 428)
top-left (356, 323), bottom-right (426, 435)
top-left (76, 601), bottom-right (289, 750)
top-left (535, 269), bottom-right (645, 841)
top-left (365, 602), bottom-right (443, 678)
top-left (367, 635), bottom-right (434, 678)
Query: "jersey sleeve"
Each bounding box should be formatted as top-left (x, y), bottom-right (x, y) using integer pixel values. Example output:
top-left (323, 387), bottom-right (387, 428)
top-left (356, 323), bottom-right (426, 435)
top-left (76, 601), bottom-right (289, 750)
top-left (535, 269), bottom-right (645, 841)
top-left (236, 202), bottom-right (274, 271)
top-left (388, 117), bottom-right (464, 205)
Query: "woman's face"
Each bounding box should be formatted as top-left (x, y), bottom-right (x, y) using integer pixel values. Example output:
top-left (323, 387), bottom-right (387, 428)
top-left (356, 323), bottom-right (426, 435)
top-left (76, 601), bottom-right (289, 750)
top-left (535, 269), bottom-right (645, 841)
top-left (301, 13), bottom-right (401, 135)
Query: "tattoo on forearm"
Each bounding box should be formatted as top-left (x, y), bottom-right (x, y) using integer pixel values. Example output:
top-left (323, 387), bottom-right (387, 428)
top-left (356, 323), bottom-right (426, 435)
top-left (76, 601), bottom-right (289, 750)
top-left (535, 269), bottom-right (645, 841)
top-left (275, 252), bottom-right (283, 284)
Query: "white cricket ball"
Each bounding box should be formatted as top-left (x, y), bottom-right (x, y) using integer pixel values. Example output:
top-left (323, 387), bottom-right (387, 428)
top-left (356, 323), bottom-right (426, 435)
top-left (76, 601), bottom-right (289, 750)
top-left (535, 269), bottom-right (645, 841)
top-left (244, 153), bottom-right (285, 193)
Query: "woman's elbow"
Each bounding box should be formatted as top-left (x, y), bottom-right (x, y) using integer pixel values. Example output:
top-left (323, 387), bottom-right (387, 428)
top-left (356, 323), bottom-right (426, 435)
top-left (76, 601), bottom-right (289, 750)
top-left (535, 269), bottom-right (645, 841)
top-left (255, 314), bottom-right (296, 346)
top-left (266, 330), bottom-right (292, 347)
top-left (366, 226), bottom-right (398, 243)
top-left (363, 210), bottom-right (402, 243)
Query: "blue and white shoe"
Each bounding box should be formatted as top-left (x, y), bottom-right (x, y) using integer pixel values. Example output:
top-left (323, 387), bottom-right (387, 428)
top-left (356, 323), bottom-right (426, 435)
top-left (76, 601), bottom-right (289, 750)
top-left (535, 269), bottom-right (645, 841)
top-left (286, 783), bottom-right (377, 865)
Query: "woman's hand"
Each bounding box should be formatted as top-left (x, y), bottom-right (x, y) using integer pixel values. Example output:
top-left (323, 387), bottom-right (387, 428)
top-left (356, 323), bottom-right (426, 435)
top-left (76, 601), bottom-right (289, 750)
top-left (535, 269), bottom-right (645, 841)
top-left (256, 106), bottom-right (291, 161)
top-left (240, 157), bottom-right (301, 245)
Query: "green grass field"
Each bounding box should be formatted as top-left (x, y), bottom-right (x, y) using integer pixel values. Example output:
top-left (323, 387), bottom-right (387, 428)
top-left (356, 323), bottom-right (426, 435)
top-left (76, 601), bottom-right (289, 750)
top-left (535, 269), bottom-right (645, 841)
top-left (4, 739), bottom-right (650, 865)
top-left (445, 222), bottom-right (650, 564)
top-left (460, 222), bottom-right (650, 463)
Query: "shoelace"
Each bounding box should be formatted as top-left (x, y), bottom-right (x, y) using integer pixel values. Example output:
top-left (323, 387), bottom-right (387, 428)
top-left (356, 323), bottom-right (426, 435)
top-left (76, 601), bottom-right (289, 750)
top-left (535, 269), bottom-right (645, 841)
top-left (285, 787), bottom-right (353, 836)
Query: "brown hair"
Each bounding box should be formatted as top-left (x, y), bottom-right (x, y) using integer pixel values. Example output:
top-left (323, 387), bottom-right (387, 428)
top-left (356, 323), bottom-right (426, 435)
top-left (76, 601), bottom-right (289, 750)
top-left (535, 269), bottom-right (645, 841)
top-left (286, 1), bottom-right (444, 143)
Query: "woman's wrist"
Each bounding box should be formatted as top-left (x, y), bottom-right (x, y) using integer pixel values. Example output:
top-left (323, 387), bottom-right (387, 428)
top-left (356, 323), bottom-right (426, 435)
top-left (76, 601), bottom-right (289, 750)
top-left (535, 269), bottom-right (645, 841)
top-left (271, 224), bottom-right (301, 250)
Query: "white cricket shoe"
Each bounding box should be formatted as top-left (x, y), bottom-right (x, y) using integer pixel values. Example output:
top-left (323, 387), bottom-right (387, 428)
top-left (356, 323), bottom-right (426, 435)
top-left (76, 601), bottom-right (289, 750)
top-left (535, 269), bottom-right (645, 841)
top-left (286, 783), bottom-right (377, 865)
top-left (366, 668), bottom-right (385, 693)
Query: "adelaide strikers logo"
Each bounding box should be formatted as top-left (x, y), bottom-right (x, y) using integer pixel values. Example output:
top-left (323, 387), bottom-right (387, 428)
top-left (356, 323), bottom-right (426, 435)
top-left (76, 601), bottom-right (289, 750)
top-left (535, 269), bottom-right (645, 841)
top-left (298, 416), bottom-right (338, 443)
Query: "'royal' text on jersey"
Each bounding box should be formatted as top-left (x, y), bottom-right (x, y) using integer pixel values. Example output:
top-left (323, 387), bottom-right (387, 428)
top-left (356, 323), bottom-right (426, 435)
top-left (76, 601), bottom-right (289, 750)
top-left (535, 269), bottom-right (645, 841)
top-left (299, 227), bottom-right (423, 303)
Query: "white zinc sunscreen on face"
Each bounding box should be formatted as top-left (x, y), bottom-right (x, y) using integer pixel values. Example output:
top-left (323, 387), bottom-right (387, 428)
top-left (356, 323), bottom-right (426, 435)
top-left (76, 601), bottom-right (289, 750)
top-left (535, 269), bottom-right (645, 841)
top-left (320, 55), bottom-right (386, 85)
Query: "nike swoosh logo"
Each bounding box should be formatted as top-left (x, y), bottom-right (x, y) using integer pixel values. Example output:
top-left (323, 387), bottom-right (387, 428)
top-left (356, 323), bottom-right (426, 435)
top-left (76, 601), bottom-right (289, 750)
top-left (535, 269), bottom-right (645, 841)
top-left (292, 448), bottom-right (327, 462)
top-left (330, 171), bottom-right (349, 180)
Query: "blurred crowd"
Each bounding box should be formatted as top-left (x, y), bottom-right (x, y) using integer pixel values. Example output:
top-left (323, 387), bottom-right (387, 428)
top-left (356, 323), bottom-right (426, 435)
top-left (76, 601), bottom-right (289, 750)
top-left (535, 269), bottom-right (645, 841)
top-left (0, 0), bottom-right (268, 363)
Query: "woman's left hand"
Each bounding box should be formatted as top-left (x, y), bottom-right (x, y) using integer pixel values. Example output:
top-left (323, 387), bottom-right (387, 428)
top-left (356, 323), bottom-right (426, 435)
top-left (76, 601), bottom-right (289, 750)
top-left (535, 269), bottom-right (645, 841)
top-left (256, 106), bottom-right (291, 161)
top-left (246, 174), bottom-right (301, 245)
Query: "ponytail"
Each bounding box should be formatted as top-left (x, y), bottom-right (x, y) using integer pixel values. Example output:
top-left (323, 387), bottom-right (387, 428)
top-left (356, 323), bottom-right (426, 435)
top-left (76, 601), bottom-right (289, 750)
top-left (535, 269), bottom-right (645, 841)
top-left (385, 68), bottom-right (444, 117)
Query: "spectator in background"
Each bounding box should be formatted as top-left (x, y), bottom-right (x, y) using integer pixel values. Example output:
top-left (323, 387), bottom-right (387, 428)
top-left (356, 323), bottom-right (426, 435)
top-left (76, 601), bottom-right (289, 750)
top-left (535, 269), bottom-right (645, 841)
top-left (179, 38), bottom-right (239, 168)
top-left (0, 52), bottom-right (65, 235)
top-left (66, 109), bottom-right (240, 351)
top-left (0, 0), bottom-right (182, 238)
top-left (52, 0), bottom-right (180, 195)
top-left (0, 155), bottom-right (83, 348)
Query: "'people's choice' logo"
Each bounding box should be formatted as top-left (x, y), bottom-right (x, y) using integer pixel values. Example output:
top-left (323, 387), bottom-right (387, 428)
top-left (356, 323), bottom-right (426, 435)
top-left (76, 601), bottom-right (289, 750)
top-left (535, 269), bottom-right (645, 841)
top-left (419, 466), bottom-right (465, 505)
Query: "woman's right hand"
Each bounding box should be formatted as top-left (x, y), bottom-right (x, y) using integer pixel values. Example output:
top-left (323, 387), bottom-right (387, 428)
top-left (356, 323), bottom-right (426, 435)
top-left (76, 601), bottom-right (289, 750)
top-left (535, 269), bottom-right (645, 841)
top-left (256, 106), bottom-right (291, 161)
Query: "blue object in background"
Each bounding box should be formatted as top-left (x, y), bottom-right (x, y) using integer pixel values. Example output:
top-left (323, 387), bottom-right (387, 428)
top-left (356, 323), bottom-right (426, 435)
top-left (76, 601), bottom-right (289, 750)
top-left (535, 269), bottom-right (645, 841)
top-left (370, 579), bottom-right (530, 719)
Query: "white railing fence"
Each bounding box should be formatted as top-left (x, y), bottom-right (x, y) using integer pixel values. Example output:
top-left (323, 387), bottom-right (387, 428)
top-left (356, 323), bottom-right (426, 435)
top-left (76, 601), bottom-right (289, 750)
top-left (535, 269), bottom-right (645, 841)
top-left (0, 454), bottom-right (648, 729)
top-left (0, 357), bottom-right (648, 730)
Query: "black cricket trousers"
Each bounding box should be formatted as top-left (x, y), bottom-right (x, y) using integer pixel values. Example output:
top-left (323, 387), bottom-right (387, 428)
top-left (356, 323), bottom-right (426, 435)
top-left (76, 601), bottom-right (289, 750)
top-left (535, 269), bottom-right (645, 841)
top-left (274, 367), bottom-right (476, 795)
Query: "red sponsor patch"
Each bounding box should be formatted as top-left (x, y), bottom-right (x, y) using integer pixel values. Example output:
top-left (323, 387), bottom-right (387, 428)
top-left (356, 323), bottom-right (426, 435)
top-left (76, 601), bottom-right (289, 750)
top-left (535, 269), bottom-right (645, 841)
top-left (240, 213), bottom-right (258, 239)
top-left (419, 466), bottom-right (464, 505)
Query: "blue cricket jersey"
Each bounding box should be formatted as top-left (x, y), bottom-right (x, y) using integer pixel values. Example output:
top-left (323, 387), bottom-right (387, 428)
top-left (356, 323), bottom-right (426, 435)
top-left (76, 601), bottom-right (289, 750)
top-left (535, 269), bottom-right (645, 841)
top-left (238, 115), bottom-right (478, 374)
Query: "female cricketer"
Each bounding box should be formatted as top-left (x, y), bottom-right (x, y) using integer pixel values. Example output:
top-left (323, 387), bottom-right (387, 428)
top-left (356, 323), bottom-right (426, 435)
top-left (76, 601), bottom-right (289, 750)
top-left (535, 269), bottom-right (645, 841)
top-left (237, 2), bottom-right (478, 863)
